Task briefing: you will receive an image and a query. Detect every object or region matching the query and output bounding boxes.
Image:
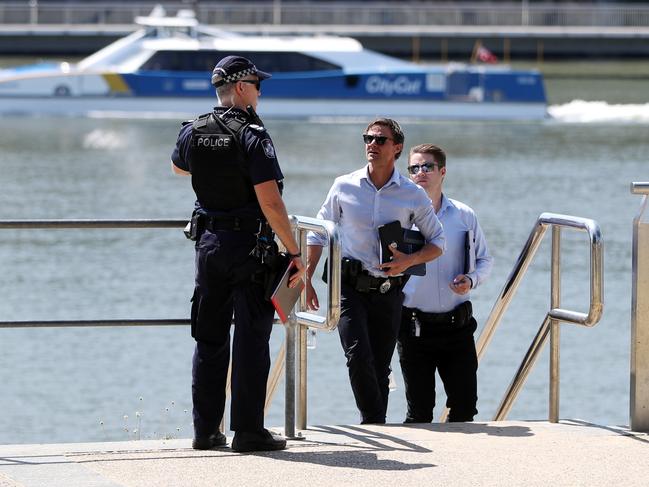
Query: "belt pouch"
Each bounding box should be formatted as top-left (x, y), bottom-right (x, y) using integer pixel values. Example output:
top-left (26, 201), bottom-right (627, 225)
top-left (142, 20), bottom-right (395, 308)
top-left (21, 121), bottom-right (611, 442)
top-left (323, 257), bottom-right (362, 284)
top-left (454, 301), bottom-right (472, 326)
top-left (185, 212), bottom-right (204, 241)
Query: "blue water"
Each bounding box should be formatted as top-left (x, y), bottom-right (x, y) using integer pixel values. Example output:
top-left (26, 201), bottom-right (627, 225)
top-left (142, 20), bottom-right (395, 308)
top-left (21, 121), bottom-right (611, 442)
top-left (0, 93), bottom-right (648, 444)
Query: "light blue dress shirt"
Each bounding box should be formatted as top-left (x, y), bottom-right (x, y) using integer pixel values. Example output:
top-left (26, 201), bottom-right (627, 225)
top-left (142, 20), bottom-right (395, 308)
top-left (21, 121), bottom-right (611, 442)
top-left (307, 165), bottom-right (445, 277)
top-left (403, 194), bottom-right (493, 313)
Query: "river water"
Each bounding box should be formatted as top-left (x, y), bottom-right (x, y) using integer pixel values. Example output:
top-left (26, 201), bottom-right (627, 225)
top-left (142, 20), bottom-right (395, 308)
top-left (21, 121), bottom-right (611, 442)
top-left (0, 61), bottom-right (648, 444)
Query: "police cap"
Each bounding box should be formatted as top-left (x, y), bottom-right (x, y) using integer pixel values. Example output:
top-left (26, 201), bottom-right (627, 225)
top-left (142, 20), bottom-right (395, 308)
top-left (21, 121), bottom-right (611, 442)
top-left (211, 55), bottom-right (272, 88)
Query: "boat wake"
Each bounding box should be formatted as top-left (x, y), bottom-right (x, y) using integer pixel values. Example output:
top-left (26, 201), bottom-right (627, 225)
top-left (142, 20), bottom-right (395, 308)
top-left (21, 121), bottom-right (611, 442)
top-left (548, 100), bottom-right (649, 123)
top-left (83, 129), bottom-right (127, 149)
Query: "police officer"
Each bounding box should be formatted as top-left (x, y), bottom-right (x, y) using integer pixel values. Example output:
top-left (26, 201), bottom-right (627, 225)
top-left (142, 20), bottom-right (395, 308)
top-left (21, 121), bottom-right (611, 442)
top-left (171, 55), bottom-right (305, 452)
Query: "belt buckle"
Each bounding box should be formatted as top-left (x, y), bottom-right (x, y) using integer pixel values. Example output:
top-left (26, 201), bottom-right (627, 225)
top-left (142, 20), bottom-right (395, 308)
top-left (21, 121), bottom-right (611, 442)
top-left (379, 279), bottom-right (391, 294)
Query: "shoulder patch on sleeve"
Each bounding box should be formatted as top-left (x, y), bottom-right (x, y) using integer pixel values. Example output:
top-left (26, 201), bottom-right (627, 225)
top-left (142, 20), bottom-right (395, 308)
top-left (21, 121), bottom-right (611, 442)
top-left (262, 139), bottom-right (276, 158)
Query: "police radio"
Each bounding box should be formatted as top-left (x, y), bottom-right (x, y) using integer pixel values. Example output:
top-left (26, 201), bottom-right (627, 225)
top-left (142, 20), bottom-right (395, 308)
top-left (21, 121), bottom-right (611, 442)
top-left (246, 105), bottom-right (264, 127)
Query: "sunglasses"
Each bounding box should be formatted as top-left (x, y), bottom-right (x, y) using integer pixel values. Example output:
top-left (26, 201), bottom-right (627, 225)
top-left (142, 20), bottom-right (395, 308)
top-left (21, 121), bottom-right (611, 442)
top-left (363, 134), bottom-right (392, 145)
top-left (239, 79), bottom-right (261, 91)
top-left (407, 163), bottom-right (439, 175)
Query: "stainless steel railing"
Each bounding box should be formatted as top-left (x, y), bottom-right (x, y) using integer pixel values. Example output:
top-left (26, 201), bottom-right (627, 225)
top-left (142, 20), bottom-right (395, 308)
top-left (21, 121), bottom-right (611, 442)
top-left (441, 212), bottom-right (603, 423)
top-left (630, 182), bottom-right (649, 433)
top-left (0, 218), bottom-right (189, 329)
top-left (0, 216), bottom-right (341, 438)
top-left (282, 215), bottom-right (341, 438)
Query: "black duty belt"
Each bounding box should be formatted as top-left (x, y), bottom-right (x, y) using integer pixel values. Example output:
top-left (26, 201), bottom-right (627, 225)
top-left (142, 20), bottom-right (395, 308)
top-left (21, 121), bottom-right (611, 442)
top-left (346, 271), bottom-right (405, 294)
top-left (203, 216), bottom-right (262, 234)
top-left (406, 301), bottom-right (473, 326)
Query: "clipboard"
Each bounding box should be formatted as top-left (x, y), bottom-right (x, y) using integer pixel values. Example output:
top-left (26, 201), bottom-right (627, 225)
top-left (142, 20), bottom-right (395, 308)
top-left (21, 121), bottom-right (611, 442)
top-left (270, 259), bottom-right (304, 324)
top-left (378, 220), bottom-right (426, 276)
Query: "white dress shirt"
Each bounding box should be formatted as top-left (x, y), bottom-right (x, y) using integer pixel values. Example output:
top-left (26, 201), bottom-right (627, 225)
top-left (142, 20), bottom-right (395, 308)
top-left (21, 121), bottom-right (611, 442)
top-left (403, 194), bottom-right (493, 313)
top-left (307, 165), bottom-right (445, 277)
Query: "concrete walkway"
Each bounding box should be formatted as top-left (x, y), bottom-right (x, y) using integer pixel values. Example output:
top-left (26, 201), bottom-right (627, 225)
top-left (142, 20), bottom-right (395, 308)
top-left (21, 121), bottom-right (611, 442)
top-left (1, 420), bottom-right (648, 487)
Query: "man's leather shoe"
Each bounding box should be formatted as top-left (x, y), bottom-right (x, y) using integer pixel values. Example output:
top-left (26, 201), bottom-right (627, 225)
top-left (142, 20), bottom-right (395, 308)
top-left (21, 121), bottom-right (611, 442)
top-left (231, 429), bottom-right (287, 452)
top-left (192, 431), bottom-right (227, 450)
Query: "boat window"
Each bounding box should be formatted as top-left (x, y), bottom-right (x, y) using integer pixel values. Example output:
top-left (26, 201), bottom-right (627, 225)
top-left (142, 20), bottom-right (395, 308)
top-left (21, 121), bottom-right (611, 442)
top-left (139, 50), bottom-right (340, 73)
top-left (140, 51), bottom-right (216, 72)
top-left (227, 51), bottom-right (340, 73)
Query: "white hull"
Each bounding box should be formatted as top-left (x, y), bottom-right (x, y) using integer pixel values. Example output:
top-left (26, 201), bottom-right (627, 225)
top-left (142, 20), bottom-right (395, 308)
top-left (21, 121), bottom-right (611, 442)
top-left (0, 96), bottom-right (548, 121)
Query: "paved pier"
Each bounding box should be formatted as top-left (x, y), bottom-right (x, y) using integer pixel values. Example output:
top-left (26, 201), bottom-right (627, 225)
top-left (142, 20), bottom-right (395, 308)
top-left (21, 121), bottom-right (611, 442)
top-left (1, 420), bottom-right (648, 487)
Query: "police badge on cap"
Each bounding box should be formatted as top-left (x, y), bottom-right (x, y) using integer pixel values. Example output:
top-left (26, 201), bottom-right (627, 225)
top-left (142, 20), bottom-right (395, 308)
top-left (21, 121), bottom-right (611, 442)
top-left (211, 56), bottom-right (272, 88)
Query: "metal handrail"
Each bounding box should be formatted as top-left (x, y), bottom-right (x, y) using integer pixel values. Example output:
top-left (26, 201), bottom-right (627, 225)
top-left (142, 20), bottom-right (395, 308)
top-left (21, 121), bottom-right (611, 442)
top-left (440, 212), bottom-right (603, 423)
top-left (0, 216), bottom-right (342, 439)
top-left (0, 218), bottom-right (189, 329)
top-left (283, 215), bottom-right (341, 439)
top-left (631, 182), bottom-right (649, 196)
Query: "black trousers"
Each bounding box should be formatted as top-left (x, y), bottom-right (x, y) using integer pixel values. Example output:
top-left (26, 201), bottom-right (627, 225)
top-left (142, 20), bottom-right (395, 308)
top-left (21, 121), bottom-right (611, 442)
top-left (337, 282), bottom-right (404, 424)
top-left (190, 229), bottom-right (274, 436)
top-left (397, 307), bottom-right (478, 423)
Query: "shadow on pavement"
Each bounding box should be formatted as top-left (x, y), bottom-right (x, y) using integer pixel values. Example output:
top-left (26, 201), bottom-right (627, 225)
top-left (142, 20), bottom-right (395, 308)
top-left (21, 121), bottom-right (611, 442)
top-left (384, 422), bottom-right (534, 437)
top-left (257, 449), bottom-right (435, 471)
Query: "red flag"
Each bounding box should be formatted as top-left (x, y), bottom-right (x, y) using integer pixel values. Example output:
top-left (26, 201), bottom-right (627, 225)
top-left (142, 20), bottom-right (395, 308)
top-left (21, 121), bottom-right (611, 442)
top-left (477, 45), bottom-right (498, 64)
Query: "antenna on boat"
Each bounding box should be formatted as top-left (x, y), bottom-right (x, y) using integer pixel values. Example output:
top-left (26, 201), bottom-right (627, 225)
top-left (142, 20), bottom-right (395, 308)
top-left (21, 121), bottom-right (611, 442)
top-left (148, 4), bottom-right (166, 18)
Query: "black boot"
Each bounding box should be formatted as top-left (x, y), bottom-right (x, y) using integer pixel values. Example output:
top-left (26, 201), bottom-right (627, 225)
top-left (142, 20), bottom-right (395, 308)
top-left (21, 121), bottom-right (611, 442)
top-left (232, 429), bottom-right (287, 452)
top-left (192, 431), bottom-right (227, 450)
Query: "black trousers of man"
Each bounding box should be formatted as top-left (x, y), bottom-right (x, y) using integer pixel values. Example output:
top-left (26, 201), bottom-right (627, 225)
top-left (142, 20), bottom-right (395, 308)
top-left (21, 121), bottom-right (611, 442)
top-left (337, 282), bottom-right (404, 424)
top-left (190, 229), bottom-right (274, 437)
top-left (397, 306), bottom-right (478, 423)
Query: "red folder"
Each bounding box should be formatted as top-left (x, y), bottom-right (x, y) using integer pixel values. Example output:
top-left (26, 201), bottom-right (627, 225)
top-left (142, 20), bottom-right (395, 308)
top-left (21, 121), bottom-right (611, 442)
top-left (270, 260), bottom-right (304, 323)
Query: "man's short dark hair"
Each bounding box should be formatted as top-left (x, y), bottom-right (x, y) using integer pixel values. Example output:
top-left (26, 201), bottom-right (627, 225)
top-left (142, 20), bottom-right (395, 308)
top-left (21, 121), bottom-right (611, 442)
top-left (409, 144), bottom-right (446, 168)
top-left (365, 118), bottom-right (405, 160)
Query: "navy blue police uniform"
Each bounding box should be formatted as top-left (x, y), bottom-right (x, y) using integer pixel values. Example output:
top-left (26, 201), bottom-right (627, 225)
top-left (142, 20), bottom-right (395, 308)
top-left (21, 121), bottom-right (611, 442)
top-left (171, 105), bottom-right (283, 440)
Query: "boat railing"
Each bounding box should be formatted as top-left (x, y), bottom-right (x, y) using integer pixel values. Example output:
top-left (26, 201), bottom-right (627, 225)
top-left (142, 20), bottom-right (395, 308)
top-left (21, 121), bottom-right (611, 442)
top-left (440, 212), bottom-right (603, 423)
top-left (631, 182), bottom-right (649, 433)
top-left (0, 216), bottom-right (342, 440)
top-left (5, 2), bottom-right (649, 28)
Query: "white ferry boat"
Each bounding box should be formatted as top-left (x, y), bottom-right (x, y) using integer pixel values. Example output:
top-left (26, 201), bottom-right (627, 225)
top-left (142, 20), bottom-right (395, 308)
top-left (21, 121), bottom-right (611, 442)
top-left (0, 6), bottom-right (548, 120)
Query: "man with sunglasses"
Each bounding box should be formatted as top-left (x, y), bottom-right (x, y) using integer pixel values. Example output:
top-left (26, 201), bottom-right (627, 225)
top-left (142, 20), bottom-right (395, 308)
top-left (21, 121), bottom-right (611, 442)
top-left (399, 144), bottom-right (493, 423)
top-left (305, 118), bottom-right (445, 424)
top-left (171, 55), bottom-right (305, 452)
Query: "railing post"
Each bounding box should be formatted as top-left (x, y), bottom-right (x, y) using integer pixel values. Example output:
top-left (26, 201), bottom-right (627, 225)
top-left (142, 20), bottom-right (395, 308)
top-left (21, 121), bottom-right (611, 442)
top-left (297, 324), bottom-right (307, 430)
top-left (284, 311), bottom-right (297, 439)
top-left (296, 219), bottom-right (308, 431)
top-left (631, 182), bottom-right (649, 432)
top-left (549, 226), bottom-right (561, 423)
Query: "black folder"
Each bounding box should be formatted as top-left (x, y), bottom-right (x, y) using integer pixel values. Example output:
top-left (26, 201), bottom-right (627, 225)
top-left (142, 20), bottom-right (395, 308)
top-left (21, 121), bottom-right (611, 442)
top-left (464, 230), bottom-right (476, 274)
top-left (378, 220), bottom-right (426, 276)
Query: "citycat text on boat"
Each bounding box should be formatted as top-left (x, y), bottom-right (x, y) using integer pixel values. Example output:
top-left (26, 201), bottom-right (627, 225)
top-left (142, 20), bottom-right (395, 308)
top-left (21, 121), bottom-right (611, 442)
top-left (366, 76), bottom-right (423, 96)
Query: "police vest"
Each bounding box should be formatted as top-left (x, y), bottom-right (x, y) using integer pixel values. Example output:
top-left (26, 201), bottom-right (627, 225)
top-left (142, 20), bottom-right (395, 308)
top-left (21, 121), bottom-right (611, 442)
top-left (188, 110), bottom-right (255, 211)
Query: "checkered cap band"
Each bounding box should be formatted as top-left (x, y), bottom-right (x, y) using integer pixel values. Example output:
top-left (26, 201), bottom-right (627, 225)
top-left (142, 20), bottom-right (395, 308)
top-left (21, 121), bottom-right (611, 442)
top-left (212, 67), bottom-right (256, 87)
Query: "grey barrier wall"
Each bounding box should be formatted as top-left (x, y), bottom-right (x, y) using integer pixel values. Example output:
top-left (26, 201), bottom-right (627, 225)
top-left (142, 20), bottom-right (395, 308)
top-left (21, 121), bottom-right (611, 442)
top-left (4, 2), bottom-right (649, 27)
